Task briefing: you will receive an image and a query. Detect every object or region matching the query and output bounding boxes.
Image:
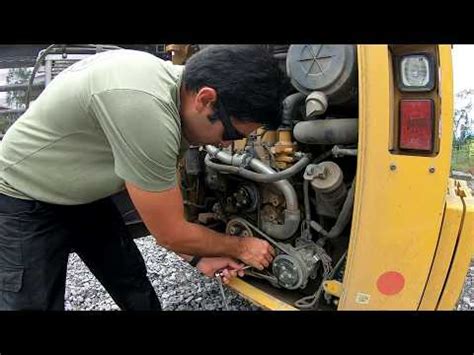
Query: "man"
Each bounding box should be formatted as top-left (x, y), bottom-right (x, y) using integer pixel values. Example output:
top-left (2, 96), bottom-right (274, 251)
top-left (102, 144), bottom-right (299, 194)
top-left (0, 45), bottom-right (289, 310)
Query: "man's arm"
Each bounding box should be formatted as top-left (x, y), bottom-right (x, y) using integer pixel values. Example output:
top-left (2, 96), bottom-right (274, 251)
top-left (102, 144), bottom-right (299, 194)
top-left (126, 181), bottom-right (275, 270)
top-left (88, 89), bottom-right (271, 267)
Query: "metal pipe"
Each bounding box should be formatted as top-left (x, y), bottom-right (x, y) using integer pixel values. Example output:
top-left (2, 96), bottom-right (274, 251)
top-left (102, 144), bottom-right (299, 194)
top-left (242, 154), bottom-right (311, 183)
top-left (205, 145), bottom-right (301, 240)
top-left (294, 118), bottom-right (358, 145)
top-left (205, 145), bottom-right (311, 183)
top-left (332, 145), bottom-right (357, 157)
top-left (204, 155), bottom-right (240, 174)
top-left (205, 145), bottom-right (246, 166)
top-left (205, 155), bottom-right (311, 183)
top-left (0, 82), bottom-right (44, 93)
top-left (247, 157), bottom-right (299, 211)
top-left (26, 44), bottom-right (57, 109)
top-left (205, 145), bottom-right (299, 210)
top-left (44, 45), bottom-right (122, 56)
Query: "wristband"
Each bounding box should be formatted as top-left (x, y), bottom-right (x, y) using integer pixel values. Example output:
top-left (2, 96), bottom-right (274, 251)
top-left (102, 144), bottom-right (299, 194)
top-left (189, 256), bottom-right (202, 267)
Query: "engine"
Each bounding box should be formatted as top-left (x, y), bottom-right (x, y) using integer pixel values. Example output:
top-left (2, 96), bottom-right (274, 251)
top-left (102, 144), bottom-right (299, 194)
top-left (180, 45), bottom-right (359, 309)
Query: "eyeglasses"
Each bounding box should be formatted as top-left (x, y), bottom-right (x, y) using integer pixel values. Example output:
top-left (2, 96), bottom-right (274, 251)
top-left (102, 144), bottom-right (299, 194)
top-left (214, 101), bottom-right (246, 141)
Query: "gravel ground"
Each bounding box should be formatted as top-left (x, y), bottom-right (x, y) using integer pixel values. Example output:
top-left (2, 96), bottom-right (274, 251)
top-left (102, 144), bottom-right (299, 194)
top-left (66, 235), bottom-right (474, 311)
top-left (65, 236), bottom-right (259, 311)
top-left (457, 261), bottom-right (474, 310)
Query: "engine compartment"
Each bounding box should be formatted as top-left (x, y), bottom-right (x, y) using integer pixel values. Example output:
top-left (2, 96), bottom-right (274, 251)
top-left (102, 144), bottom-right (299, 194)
top-left (180, 45), bottom-right (359, 309)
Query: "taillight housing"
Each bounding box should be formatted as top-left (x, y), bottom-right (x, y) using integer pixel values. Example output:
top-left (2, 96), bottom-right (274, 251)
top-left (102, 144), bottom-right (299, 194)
top-left (390, 45), bottom-right (439, 156)
top-left (399, 99), bottom-right (434, 152)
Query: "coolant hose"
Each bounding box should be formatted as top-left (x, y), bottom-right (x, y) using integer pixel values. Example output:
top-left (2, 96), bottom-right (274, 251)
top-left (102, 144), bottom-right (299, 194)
top-left (326, 182), bottom-right (355, 240)
top-left (282, 92), bottom-right (306, 125)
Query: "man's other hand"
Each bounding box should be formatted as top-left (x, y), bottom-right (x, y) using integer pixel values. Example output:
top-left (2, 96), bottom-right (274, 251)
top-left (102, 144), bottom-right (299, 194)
top-left (196, 257), bottom-right (246, 284)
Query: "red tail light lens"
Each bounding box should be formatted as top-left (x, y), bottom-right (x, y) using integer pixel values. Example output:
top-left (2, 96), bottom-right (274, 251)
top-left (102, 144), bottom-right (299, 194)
top-left (399, 99), bottom-right (434, 152)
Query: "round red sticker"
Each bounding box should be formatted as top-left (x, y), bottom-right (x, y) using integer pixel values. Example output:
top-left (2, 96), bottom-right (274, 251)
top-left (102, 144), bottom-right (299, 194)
top-left (377, 271), bottom-right (405, 295)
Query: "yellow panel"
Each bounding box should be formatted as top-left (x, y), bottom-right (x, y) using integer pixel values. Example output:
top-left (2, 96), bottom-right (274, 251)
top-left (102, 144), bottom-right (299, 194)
top-left (437, 181), bottom-right (474, 309)
top-left (227, 278), bottom-right (298, 311)
top-left (418, 182), bottom-right (464, 310)
top-left (338, 45), bottom-right (454, 310)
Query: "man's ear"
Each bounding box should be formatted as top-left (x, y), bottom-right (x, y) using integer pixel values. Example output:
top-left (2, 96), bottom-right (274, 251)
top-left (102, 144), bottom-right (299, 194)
top-left (194, 87), bottom-right (217, 113)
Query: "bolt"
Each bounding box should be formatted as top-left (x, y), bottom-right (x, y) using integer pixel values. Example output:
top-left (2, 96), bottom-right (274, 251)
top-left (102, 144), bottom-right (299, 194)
top-left (390, 163), bottom-right (397, 171)
top-left (429, 166), bottom-right (436, 173)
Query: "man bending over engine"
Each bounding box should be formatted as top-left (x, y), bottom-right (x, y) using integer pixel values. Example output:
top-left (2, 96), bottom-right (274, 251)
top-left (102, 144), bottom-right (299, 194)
top-left (0, 45), bottom-right (288, 310)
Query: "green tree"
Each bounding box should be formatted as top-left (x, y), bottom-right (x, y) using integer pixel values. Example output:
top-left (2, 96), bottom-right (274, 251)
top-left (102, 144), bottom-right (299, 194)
top-left (452, 89), bottom-right (474, 172)
top-left (1, 67), bottom-right (32, 133)
top-left (6, 67), bottom-right (32, 109)
top-left (454, 89), bottom-right (473, 147)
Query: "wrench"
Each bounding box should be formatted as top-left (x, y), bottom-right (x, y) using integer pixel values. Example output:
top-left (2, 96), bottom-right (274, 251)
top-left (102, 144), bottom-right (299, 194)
top-left (214, 266), bottom-right (251, 310)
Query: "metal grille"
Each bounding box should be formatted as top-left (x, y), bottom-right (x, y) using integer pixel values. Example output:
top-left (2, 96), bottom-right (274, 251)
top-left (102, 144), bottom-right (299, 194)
top-left (44, 54), bottom-right (92, 86)
top-left (50, 59), bottom-right (81, 79)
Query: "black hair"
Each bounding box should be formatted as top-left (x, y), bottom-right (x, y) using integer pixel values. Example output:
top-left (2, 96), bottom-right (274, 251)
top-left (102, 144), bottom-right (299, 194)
top-left (182, 45), bottom-right (291, 130)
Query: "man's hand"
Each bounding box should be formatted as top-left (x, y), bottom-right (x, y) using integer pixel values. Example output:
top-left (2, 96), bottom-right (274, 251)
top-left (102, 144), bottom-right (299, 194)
top-left (196, 257), bottom-right (246, 284)
top-left (126, 182), bottom-right (275, 267)
top-left (237, 237), bottom-right (275, 270)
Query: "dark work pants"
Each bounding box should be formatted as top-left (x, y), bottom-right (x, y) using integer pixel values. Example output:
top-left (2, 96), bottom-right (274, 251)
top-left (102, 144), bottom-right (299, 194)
top-left (0, 193), bottom-right (161, 310)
